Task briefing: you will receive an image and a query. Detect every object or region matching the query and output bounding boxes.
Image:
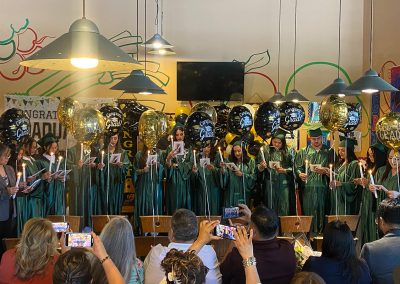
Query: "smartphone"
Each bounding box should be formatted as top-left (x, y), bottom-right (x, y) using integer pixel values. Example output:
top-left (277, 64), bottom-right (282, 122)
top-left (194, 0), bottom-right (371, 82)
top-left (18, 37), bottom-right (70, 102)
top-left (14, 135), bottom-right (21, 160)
top-left (222, 207), bottom-right (240, 219)
top-left (65, 233), bottom-right (93, 247)
top-left (52, 222), bottom-right (69, 233)
top-left (214, 224), bottom-right (236, 240)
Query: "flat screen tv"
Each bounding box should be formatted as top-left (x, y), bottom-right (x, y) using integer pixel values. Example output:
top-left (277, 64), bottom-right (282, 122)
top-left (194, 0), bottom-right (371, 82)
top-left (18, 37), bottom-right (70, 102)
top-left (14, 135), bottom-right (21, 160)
top-left (177, 62), bottom-right (244, 101)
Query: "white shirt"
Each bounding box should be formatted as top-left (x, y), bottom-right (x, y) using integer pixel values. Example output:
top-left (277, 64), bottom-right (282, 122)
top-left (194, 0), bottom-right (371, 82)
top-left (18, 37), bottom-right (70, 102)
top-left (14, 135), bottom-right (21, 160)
top-left (144, 242), bottom-right (222, 284)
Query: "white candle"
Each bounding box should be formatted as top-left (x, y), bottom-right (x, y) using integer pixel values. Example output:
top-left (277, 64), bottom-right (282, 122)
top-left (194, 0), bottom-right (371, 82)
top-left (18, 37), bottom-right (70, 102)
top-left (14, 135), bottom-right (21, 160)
top-left (101, 150), bottom-right (104, 164)
top-left (49, 153), bottom-right (54, 172)
top-left (15, 172), bottom-right (21, 187)
top-left (80, 143), bottom-right (83, 160)
top-left (56, 156), bottom-right (62, 172)
top-left (359, 162), bottom-right (364, 179)
top-left (170, 135), bottom-right (174, 150)
top-left (369, 170), bottom-right (378, 199)
top-left (22, 163), bottom-right (26, 182)
top-left (147, 150), bottom-right (150, 165)
top-left (218, 147), bottom-right (224, 162)
top-left (193, 150), bottom-right (197, 167)
top-left (305, 160), bottom-right (309, 176)
top-left (260, 147), bottom-right (266, 162)
top-left (329, 164), bottom-right (333, 181)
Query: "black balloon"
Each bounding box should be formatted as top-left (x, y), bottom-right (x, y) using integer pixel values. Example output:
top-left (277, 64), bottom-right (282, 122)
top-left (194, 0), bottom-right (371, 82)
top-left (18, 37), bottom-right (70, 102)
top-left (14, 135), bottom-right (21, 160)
top-left (121, 101), bottom-right (148, 134)
top-left (254, 102), bottom-right (280, 141)
top-left (338, 103), bottom-right (361, 134)
top-left (184, 111), bottom-right (215, 149)
top-left (175, 113), bottom-right (188, 125)
top-left (214, 104), bottom-right (231, 140)
top-left (100, 106), bottom-right (123, 136)
top-left (227, 106), bottom-right (253, 136)
top-left (0, 108), bottom-right (31, 146)
top-left (279, 102), bottom-right (305, 131)
top-left (247, 140), bottom-right (264, 157)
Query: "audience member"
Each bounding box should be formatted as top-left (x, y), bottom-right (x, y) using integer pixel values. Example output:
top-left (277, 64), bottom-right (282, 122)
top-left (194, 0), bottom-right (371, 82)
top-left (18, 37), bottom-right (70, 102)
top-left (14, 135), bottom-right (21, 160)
top-left (0, 218), bottom-right (59, 284)
top-left (220, 205), bottom-right (296, 284)
top-left (160, 249), bottom-right (208, 284)
top-left (290, 272), bottom-right (326, 284)
top-left (144, 209), bottom-right (221, 284)
top-left (361, 198), bottom-right (400, 284)
top-left (303, 220), bottom-right (371, 284)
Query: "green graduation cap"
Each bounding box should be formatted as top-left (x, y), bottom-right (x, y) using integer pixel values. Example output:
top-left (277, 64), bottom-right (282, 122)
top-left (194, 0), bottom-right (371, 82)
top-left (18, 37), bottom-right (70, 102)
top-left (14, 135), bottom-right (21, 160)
top-left (272, 128), bottom-right (287, 141)
top-left (232, 140), bottom-right (243, 147)
top-left (339, 136), bottom-right (357, 150)
top-left (371, 141), bottom-right (387, 154)
top-left (309, 127), bottom-right (322, 137)
top-left (37, 132), bottom-right (58, 147)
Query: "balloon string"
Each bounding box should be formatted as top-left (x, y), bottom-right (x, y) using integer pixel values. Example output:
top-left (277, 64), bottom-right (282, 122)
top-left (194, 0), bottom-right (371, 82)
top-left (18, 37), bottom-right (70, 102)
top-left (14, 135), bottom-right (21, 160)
top-left (241, 141), bottom-right (246, 204)
top-left (344, 138), bottom-right (347, 215)
top-left (63, 134), bottom-right (68, 217)
top-left (397, 153), bottom-right (399, 192)
top-left (107, 151), bottom-right (110, 215)
top-left (202, 165), bottom-right (211, 220)
top-left (151, 157), bottom-right (155, 234)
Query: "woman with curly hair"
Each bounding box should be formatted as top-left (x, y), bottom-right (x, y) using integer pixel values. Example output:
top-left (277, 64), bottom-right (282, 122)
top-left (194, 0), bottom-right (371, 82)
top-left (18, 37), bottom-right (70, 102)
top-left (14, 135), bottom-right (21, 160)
top-left (0, 218), bottom-right (59, 283)
top-left (160, 249), bottom-right (208, 284)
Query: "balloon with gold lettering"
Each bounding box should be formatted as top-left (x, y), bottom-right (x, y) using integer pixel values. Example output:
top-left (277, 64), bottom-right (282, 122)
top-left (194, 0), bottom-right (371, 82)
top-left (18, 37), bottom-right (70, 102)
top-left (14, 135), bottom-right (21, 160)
top-left (139, 110), bottom-right (161, 149)
top-left (100, 106), bottom-right (123, 136)
top-left (57, 98), bottom-right (82, 131)
top-left (72, 108), bottom-right (105, 145)
top-left (319, 95), bottom-right (348, 131)
top-left (254, 102), bottom-right (280, 141)
top-left (376, 112), bottom-right (400, 151)
top-left (279, 102), bottom-right (305, 132)
top-left (338, 103), bottom-right (361, 134)
top-left (228, 106), bottom-right (253, 136)
top-left (0, 108), bottom-right (31, 146)
top-left (190, 102), bottom-right (218, 125)
top-left (184, 111), bottom-right (215, 149)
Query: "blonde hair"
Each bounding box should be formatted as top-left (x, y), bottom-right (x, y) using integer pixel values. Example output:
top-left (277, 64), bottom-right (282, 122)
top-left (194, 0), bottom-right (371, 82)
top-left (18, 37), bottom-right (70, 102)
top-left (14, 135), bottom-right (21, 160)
top-left (15, 218), bottom-right (59, 279)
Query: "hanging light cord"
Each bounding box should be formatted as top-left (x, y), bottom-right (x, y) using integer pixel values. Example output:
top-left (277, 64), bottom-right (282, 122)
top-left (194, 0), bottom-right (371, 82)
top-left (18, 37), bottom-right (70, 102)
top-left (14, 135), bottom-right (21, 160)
top-left (136, 0), bottom-right (139, 61)
top-left (369, 0), bottom-right (374, 69)
top-left (82, 0), bottom-right (86, 19)
top-left (277, 0), bottom-right (282, 92)
top-left (145, 0), bottom-right (148, 75)
top-left (161, 0), bottom-right (164, 36)
top-left (155, 0), bottom-right (159, 34)
top-left (293, 0), bottom-right (298, 89)
top-left (337, 0), bottom-right (342, 78)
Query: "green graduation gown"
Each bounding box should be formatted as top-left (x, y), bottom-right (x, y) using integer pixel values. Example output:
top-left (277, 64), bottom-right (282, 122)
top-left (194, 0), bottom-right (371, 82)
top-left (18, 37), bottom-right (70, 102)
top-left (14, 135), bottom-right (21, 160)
top-left (98, 149), bottom-right (129, 215)
top-left (221, 158), bottom-right (256, 207)
top-left (257, 146), bottom-right (295, 216)
top-left (295, 145), bottom-right (330, 234)
top-left (165, 146), bottom-right (193, 215)
top-left (66, 145), bottom-right (97, 227)
top-left (360, 168), bottom-right (378, 245)
top-left (330, 160), bottom-right (361, 215)
top-left (133, 149), bottom-right (164, 229)
top-left (191, 155), bottom-right (221, 216)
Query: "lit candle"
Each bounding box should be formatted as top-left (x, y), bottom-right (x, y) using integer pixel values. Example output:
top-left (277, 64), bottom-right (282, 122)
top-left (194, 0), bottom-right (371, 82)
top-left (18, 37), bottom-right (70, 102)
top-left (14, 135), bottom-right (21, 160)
top-left (49, 153), bottom-right (54, 172)
top-left (329, 164), bottom-right (333, 181)
top-left (260, 147), bottom-right (266, 162)
top-left (56, 156), bottom-right (62, 172)
top-left (170, 135), bottom-right (174, 150)
top-left (218, 147), bottom-right (224, 162)
top-left (13, 172), bottom-right (21, 199)
top-left (101, 150), bottom-right (104, 165)
top-left (193, 150), bottom-right (197, 168)
top-left (22, 163), bottom-right (26, 182)
top-left (147, 150), bottom-right (150, 165)
top-left (305, 160), bottom-right (309, 176)
top-left (369, 170), bottom-right (378, 199)
top-left (80, 143), bottom-right (83, 160)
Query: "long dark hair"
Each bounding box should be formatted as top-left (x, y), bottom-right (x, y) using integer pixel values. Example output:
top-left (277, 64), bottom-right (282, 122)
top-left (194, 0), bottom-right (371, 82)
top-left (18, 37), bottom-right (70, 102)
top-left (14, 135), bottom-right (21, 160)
top-left (366, 147), bottom-right (387, 174)
top-left (337, 146), bottom-right (357, 167)
top-left (229, 144), bottom-right (250, 165)
top-left (104, 134), bottom-right (122, 153)
top-left (322, 220), bottom-right (363, 283)
top-left (22, 137), bottom-right (36, 157)
top-left (269, 137), bottom-right (288, 161)
top-left (139, 144), bottom-right (149, 169)
top-left (380, 149), bottom-right (399, 183)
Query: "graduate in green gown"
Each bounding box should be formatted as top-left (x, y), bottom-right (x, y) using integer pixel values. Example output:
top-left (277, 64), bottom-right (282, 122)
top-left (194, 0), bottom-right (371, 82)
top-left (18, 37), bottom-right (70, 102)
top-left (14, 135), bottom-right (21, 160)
top-left (191, 145), bottom-right (221, 216)
top-left (294, 128), bottom-right (331, 235)
top-left (97, 134), bottom-right (129, 215)
top-left (36, 133), bottom-right (66, 216)
top-left (257, 129), bottom-right (295, 216)
top-left (329, 137), bottom-right (361, 215)
top-left (165, 125), bottom-right (193, 214)
top-left (221, 141), bottom-right (256, 207)
top-left (354, 142), bottom-right (387, 245)
top-left (132, 146), bottom-right (163, 230)
top-left (67, 142), bottom-right (97, 227)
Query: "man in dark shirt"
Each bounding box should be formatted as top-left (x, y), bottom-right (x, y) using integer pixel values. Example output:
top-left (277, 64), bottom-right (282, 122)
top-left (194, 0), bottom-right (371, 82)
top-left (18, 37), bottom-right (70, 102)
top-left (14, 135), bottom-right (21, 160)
top-left (220, 205), bottom-right (296, 284)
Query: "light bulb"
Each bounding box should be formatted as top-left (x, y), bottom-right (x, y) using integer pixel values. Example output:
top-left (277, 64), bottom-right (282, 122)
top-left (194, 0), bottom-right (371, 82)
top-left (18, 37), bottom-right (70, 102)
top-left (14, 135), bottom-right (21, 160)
top-left (153, 42), bottom-right (163, 49)
top-left (362, 88), bottom-right (378, 94)
top-left (338, 93), bottom-right (346, 97)
top-left (70, 57), bottom-right (99, 69)
top-left (139, 91), bottom-right (152, 95)
top-left (292, 99), bottom-right (299, 103)
top-left (158, 49), bottom-right (167, 55)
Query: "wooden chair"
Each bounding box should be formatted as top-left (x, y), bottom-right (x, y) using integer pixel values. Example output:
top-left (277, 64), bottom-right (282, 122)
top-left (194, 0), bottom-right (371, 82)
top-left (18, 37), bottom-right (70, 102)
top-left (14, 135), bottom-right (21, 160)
top-left (140, 216), bottom-right (172, 233)
top-left (91, 215), bottom-right (127, 234)
top-left (2, 238), bottom-right (20, 250)
top-left (135, 236), bottom-right (170, 258)
top-left (279, 216), bottom-right (313, 235)
top-left (46, 215), bottom-right (81, 232)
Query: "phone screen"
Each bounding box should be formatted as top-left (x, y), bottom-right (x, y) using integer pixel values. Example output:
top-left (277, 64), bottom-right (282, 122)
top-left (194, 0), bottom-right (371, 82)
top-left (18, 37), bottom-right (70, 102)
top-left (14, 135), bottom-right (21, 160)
top-left (222, 207), bottom-right (240, 219)
top-left (65, 233), bottom-right (93, 247)
top-left (214, 224), bottom-right (236, 240)
top-left (52, 222), bottom-right (69, 233)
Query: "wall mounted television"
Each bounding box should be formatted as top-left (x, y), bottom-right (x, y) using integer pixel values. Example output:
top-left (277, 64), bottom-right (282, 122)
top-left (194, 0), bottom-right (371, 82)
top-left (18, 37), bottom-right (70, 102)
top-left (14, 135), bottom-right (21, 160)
top-left (177, 61), bottom-right (244, 101)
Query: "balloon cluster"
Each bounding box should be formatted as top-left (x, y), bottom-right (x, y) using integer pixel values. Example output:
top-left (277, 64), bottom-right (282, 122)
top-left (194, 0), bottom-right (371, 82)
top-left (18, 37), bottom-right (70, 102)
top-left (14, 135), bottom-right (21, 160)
top-left (0, 108), bottom-right (31, 146)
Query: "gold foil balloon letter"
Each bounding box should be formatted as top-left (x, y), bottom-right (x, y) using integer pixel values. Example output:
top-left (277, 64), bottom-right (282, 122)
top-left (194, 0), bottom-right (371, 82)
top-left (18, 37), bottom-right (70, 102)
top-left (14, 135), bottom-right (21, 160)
top-left (376, 112), bottom-right (400, 151)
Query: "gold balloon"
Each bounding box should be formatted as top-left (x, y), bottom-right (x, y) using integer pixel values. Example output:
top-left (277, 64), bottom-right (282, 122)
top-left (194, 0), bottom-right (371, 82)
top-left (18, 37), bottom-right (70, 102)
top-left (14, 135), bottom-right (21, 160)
top-left (175, 106), bottom-right (190, 116)
top-left (376, 112), bottom-right (400, 151)
top-left (139, 110), bottom-right (161, 149)
top-left (225, 132), bottom-right (237, 145)
top-left (167, 116), bottom-right (176, 134)
top-left (57, 98), bottom-right (82, 130)
top-left (319, 95), bottom-right (348, 131)
top-left (155, 111), bottom-right (168, 136)
top-left (190, 102), bottom-right (218, 125)
top-left (72, 108), bottom-right (105, 145)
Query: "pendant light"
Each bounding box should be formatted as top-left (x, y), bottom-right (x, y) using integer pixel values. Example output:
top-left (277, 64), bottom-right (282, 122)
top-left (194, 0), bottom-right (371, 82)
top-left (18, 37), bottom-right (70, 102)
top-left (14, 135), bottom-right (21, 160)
top-left (267, 0), bottom-right (284, 105)
top-left (20, 0), bottom-right (141, 72)
top-left (345, 0), bottom-right (398, 94)
top-left (283, 0), bottom-right (309, 103)
top-left (142, 0), bottom-right (175, 54)
top-left (317, 0), bottom-right (360, 97)
top-left (111, 0), bottom-right (166, 95)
